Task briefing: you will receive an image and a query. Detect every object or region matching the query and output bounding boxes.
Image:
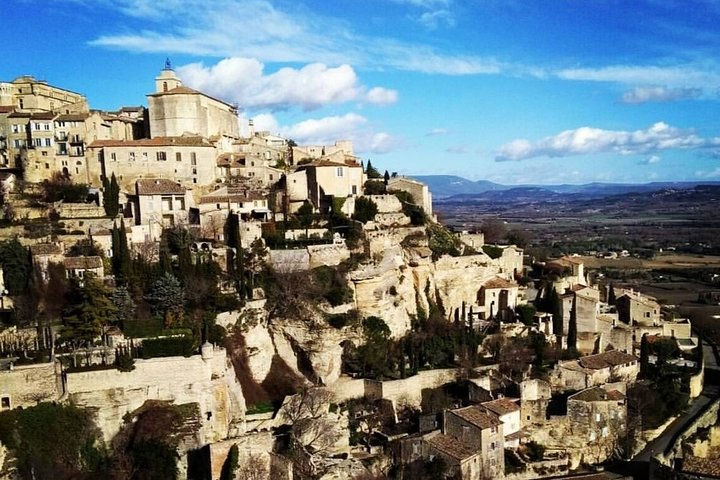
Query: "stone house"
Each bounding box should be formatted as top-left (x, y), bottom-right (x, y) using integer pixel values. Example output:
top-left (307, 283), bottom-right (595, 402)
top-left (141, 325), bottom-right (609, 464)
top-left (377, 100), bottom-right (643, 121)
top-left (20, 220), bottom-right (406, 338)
top-left (199, 187), bottom-right (269, 222)
top-left (481, 397), bottom-right (522, 448)
top-left (546, 256), bottom-right (587, 291)
top-left (444, 405), bottom-right (505, 478)
top-left (616, 289), bottom-right (661, 326)
top-left (550, 351), bottom-right (639, 391)
top-left (567, 386), bottom-right (627, 444)
top-left (297, 155), bottom-right (364, 213)
top-left (132, 178), bottom-right (191, 236)
top-left (29, 242), bottom-right (65, 282)
top-left (215, 152), bottom-right (283, 187)
top-left (292, 139), bottom-right (353, 165)
top-left (424, 431), bottom-right (484, 480)
top-left (88, 136), bottom-right (218, 192)
top-left (520, 378), bottom-right (552, 425)
top-left (387, 176), bottom-right (433, 216)
top-left (476, 276), bottom-right (519, 320)
top-left (63, 255), bottom-right (104, 279)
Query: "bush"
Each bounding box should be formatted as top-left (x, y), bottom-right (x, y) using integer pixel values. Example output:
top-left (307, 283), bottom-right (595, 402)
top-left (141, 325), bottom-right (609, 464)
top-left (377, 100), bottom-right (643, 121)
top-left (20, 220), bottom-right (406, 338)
top-left (327, 310), bottom-right (359, 329)
top-left (427, 223), bottom-right (461, 260)
top-left (525, 441), bottom-right (545, 461)
top-left (353, 196), bottom-right (379, 223)
top-left (140, 335), bottom-right (197, 358)
top-left (483, 245), bottom-right (503, 259)
top-left (364, 180), bottom-right (386, 195)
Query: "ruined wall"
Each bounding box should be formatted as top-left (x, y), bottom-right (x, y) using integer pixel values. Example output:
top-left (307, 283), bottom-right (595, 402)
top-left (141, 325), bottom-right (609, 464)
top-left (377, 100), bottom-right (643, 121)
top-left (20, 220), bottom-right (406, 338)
top-left (307, 243), bottom-right (349, 269)
top-left (269, 249), bottom-right (310, 272)
top-left (208, 432), bottom-right (275, 480)
top-left (0, 363), bottom-right (59, 409)
top-left (366, 194), bottom-right (403, 213)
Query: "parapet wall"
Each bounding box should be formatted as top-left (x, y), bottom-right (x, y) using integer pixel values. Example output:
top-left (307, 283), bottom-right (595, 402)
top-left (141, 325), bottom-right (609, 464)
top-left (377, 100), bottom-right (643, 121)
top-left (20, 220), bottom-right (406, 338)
top-left (0, 362), bottom-right (59, 409)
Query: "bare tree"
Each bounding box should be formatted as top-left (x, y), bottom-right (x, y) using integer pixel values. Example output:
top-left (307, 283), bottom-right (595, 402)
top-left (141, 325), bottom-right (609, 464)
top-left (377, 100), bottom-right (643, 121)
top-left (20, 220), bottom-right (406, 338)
top-left (236, 453), bottom-right (269, 480)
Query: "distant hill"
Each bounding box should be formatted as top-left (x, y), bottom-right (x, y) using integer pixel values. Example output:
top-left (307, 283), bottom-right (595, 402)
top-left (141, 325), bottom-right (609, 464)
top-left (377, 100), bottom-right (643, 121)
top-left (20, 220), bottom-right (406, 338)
top-left (409, 175), bottom-right (505, 198)
top-left (412, 174), bottom-right (720, 200)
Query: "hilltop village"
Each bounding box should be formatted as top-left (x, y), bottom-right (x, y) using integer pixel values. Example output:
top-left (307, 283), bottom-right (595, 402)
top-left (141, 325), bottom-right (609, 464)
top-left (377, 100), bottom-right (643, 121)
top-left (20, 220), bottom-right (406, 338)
top-left (0, 68), bottom-right (710, 480)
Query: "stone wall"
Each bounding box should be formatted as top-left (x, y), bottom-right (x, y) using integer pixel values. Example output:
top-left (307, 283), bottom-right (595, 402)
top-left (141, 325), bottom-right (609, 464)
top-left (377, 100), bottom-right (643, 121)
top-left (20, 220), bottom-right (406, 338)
top-left (366, 194), bottom-right (403, 213)
top-left (367, 369), bottom-right (458, 408)
top-left (57, 202), bottom-right (107, 219)
top-left (308, 243), bottom-right (350, 269)
top-left (208, 431), bottom-right (275, 480)
top-left (65, 348), bottom-right (245, 443)
top-left (0, 362), bottom-right (59, 409)
top-left (269, 248), bottom-right (310, 272)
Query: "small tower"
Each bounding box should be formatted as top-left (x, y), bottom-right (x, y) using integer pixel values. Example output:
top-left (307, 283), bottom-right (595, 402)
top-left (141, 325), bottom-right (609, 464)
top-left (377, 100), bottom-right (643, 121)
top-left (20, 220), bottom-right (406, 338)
top-left (155, 58), bottom-right (182, 93)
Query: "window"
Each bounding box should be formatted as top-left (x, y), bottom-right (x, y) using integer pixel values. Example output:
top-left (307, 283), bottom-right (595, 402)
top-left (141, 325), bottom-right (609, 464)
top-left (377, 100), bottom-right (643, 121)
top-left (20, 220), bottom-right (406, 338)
top-left (336, 167), bottom-right (344, 177)
top-left (490, 442), bottom-right (496, 450)
top-left (13, 139), bottom-right (22, 148)
top-left (142, 152), bottom-right (148, 160)
top-left (157, 151), bottom-right (167, 161)
top-left (44, 123), bottom-right (50, 130)
top-left (0, 396), bottom-right (9, 409)
top-left (12, 124), bottom-right (22, 133)
top-left (191, 152), bottom-right (197, 165)
top-left (595, 413), bottom-right (601, 422)
top-left (110, 152), bottom-right (117, 161)
top-left (41, 151), bottom-right (47, 157)
top-left (176, 152), bottom-right (182, 162)
top-left (129, 152), bottom-right (135, 161)
top-left (44, 138), bottom-right (51, 147)
top-left (352, 185), bottom-right (357, 195)
top-left (34, 138), bottom-right (42, 147)
top-left (162, 197), bottom-right (173, 211)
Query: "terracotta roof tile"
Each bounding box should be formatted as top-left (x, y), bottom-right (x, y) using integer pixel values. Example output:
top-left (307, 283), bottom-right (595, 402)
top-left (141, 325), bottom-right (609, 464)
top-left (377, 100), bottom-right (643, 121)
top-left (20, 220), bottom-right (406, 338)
top-left (136, 178), bottom-right (186, 195)
top-left (570, 386), bottom-right (625, 403)
top-left (30, 112), bottom-right (57, 120)
top-left (30, 243), bottom-right (63, 256)
top-left (56, 113), bottom-right (89, 122)
top-left (481, 398), bottom-right (520, 416)
top-left (89, 136), bottom-right (212, 148)
top-left (577, 351), bottom-right (637, 370)
top-left (483, 276), bottom-right (516, 289)
top-left (451, 405), bottom-right (502, 430)
top-left (64, 256), bottom-right (103, 269)
top-left (426, 433), bottom-right (477, 461)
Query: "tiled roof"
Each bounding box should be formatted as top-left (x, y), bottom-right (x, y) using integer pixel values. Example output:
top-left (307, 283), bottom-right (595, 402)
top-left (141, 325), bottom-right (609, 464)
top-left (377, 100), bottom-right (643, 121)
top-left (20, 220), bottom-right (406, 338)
top-left (483, 276), bottom-right (516, 289)
top-left (7, 112), bottom-right (30, 118)
top-left (136, 178), bottom-right (186, 195)
top-left (64, 256), bottom-right (103, 269)
top-left (451, 405), bottom-right (502, 430)
top-left (30, 112), bottom-right (57, 120)
top-left (425, 433), bottom-right (477, 461)
top-left (0, 106), bottom-right (14, 113)
top-left (30, 243), bottom-right (63, 256)
top-left (570, 386), bottom-right (625, 403)
top-left (88, 136), bottom-right (211, 148)
top-left (200, 187), bottom-right (264, 204)
top-left (481, 398), bottom-right (520, 416)
top-left (577, 351), bottom-right (637, 370)
top-left (56, 113), bottom-right (89, 122)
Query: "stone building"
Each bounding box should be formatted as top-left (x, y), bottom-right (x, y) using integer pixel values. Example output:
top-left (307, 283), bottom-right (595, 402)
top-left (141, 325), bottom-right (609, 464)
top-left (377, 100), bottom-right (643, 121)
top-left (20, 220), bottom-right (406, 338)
top-left (424, 431), bottom-right (483, 480)
top-left (481, 397), bottom-right (522, 448)
top-left (88, 136), bottom-right (217, 192)
top-left (292, 139), bottom-right (353, 165)
top-left (63, 255), bottom-right (104, 279)
top-left (444, 405), bottom-right (505, 478)
top-left (297, 155), bottom-right (365, 212)
top-left (148, 63), bottom-right (239, 139)
top-left (0, 75), bottom-right (88, 113)
top-left (387, 175), bottom-right (433, 216)
top-left (132, 178), bottom-right (192, 232)
top-left (551, 351), bottom-right (639, 391)
top-left (567, 386), bottom-right (627, 444)
top-left (520, 378), bottom-right (552, 425)
top-left (616, 289), bottom-right (661, 326)
top-left (476, 276), bottom-right (519, 320)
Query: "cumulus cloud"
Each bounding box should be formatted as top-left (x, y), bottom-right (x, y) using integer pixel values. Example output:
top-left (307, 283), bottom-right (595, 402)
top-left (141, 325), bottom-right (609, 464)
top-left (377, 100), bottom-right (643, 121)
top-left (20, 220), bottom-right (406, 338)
top-left (250, 112), bottom-right (401, 154)
top-left (622, 86), bottom-right (702, 104)
top-left (88, 0), bottom-right (499, 76)
top-left (496, 122), bottom-right (720, 162)
top-left (176, 57), bottom-right (397, 110)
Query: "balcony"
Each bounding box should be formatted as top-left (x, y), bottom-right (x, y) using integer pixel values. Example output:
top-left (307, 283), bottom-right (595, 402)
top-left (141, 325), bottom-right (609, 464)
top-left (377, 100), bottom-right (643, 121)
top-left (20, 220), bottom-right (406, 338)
top-left (69, 135), bottom-right (83, 144)
top-left (55, 132), bottom-right (68, 141)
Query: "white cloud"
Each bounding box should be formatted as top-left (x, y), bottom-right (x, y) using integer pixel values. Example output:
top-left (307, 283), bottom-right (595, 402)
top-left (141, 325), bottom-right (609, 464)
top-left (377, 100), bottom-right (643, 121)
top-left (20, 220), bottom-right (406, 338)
top-left (250, 112), bottom-right (401, 154)
top-left (621, 86), bottom-right (702, 104)
top-left (176, 57), bottom-right (396, 110)
top-left (637, 155), bottom-right (661, 165)
top-left (446, 145), bottom-right (469, 154)
top-left (366, 87), bottom-right (399, 106)
top-left (88, 0), bottom-right (499, 76)
top-left (496, 122), bottom-right (720, 162)
top-left (426, 128), bottom-right (449, 136)
top-left (695, 167), bottom-right (720, 178)
top-left (557, 64), bottom-right (720, 90)
top-left (418, 9), bottom-right (455, 29)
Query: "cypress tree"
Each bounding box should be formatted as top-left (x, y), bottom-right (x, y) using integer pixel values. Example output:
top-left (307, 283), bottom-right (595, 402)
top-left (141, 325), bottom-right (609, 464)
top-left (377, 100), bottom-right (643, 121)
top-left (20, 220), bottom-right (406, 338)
top-left (159, 237), bottom-right (172, 274)
top-left (103, 173), bottom-right (120, 217)
top-left (548, 286), bottom-right (563, 336)
top-left (640, 333), bottom-right (650, 376)
top-left (608, 283), bottom-right (616, 305)
top-left (117, 219), bottom-right (131, 283)
top-left (568, 293), bottom-right (578, 353)
top-left (384, 170), bottom-right (390, 185)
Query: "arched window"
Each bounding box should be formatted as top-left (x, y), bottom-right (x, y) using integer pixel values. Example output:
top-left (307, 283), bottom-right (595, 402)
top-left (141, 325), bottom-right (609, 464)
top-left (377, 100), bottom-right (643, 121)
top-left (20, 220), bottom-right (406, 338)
top-left (163, 82), bottom-right (168, 92)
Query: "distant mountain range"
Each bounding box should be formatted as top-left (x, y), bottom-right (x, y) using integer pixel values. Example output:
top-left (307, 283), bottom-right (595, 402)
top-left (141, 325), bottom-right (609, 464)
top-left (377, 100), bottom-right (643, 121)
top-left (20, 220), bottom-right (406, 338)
top-left (410, 175), bottom-right (720, 200)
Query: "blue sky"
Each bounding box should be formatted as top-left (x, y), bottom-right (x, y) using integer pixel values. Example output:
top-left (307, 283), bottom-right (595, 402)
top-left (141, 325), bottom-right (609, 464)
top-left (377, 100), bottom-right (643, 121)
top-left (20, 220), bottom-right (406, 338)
top-left (3, 0), bottom-right (720, 184)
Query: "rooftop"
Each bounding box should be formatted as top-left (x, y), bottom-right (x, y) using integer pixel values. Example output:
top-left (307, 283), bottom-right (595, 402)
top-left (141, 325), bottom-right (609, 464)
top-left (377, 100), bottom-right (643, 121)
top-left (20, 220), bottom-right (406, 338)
top-left (576, 351), bottom-right (638, 370)
top-left (136, 178), bottom-right (186, 195)
top-left (29, 243), bottom-right (63, 256)
top-left (64, 256), bottom-right (103, 270)
top-left (481, 398), bottom-right (520, 416)
top-left (569, 386), bottom-right (625, 403)
top-left (483, 276), bottom-right (516, 289)
top-left (450, 405), bottom-right (502, 430)
top-left (89, 136), bottom-right (211, 148)
top-left (425, 433), bottom-right (478, 461)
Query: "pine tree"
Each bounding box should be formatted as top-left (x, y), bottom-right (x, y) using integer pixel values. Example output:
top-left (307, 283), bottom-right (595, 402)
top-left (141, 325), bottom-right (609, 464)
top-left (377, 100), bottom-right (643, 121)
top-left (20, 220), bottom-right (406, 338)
top-left (61, 274), bottom-right (117, 348)
top-left (103, 173), bottom-right (120, 217)
top-left (568, 293), bottom-right (578, 353)
top-left (145, 273), bottom-right (185, 327)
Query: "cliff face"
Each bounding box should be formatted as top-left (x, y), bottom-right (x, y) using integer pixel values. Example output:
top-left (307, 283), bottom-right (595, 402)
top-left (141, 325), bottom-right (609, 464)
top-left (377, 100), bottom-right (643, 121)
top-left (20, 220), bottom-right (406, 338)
top-left (237, 226), bottom-right (519, 389)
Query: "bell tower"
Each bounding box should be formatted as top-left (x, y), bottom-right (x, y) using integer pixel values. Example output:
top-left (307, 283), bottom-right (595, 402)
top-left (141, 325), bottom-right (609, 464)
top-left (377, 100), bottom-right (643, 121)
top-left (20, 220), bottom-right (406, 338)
top-left (154, 58), bottom-right (182, 93)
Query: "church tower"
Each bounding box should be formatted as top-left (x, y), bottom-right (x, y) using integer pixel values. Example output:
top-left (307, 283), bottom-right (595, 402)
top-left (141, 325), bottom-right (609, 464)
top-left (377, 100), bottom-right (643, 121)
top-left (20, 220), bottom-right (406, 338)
top-left (154, 58), bottom-right (182, 93)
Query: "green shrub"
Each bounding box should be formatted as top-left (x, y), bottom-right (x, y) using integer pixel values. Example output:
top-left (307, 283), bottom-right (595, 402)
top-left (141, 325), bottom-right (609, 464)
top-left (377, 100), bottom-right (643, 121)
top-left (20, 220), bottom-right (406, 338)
top-left (140, 335), bottom-right (197, 358)
top-left (482, 245), bottom-right (503, 259)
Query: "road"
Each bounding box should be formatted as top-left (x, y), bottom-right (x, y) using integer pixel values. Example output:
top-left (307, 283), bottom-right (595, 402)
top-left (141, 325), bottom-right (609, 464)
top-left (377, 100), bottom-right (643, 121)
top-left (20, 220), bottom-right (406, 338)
top-left (632, 340), bottom-right (720, 463)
